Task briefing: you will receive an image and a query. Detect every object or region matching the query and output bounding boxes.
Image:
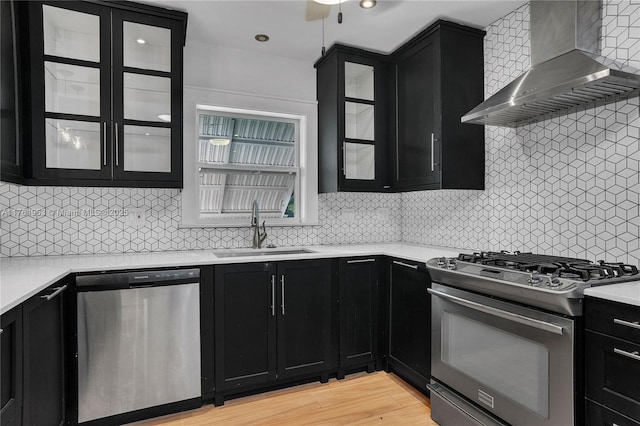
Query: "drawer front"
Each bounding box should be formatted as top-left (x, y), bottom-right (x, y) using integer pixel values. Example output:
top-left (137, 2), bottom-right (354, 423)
top-left (586, 399), bottom-right (640, 426)
top-left (586, 331), bottom-right (640, 422)
top-left (586, 298), bottom-right (640, 345)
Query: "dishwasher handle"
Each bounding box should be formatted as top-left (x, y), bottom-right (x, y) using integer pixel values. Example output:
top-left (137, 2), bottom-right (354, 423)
top-left (76, 268), bottom-right (200, 290)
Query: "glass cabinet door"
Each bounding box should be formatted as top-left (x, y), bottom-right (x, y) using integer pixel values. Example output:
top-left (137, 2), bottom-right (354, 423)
top-left (342, 60), bottom-right (376, 183)
top-left (115, 15), bottom-right (176, 179)
top-left (40, 4), bottom-right (106, 173)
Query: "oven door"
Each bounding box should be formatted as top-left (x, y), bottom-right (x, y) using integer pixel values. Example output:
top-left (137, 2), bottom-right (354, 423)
top-left (429, 283), bottom-right (575, 426)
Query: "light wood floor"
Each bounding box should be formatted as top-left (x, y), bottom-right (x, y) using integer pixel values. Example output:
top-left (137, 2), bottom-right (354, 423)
top-left (135, 371), bottom-right (438, 425)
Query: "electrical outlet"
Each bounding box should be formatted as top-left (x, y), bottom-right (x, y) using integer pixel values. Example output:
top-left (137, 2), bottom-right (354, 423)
top-left (341, 208), bottom-right (355, 223)
top-left (126, 208), bottom-right (146, 226)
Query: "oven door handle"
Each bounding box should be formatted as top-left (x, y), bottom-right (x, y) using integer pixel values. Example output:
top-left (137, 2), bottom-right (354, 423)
top-left (428, 288), bottom-right (565, 335)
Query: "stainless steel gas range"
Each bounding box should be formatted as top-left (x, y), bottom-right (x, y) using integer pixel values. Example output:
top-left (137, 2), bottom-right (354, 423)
top-left (426, 252), bottom-right (639, 426)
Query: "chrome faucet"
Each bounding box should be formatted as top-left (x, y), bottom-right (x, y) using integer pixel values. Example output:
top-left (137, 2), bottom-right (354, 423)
top-left (251, 200), bottom-right (267, 249)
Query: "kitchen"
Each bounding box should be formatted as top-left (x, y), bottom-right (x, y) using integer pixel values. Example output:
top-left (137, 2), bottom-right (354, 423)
top-left (1, 0), bottom-right (639, 425)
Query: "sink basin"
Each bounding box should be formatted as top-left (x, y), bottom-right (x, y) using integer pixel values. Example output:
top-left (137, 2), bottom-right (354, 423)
top-left (213, 248), bottom-right (315, 258)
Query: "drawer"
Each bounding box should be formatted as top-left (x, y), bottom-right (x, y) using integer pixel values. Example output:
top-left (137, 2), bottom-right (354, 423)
top-left (586, 298), bottom-right (640, 345)
top-left (586, 399), bottom-right (640, 426)
top-left (586, 331), bottom-right (640, 422)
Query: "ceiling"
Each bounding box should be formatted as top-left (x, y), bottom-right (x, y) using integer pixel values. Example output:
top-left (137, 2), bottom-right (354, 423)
top-left (141, 0), bottom-right (527, 62)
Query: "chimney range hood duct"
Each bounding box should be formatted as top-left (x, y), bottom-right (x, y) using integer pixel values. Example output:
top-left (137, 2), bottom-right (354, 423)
top-left (462, 0), bottom-right (640, 127)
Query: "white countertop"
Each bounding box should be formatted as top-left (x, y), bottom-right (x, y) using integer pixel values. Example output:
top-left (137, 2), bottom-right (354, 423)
top-left (0, 243), bottom-right (462, 315)
top-left (584, 281), bottom-right (640, 307)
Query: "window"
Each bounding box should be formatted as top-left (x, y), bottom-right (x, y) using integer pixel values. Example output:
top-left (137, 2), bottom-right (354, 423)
top-left (181, 97), bottom-right (318, 228)
top-left (198, 109), bottom-right (298, 221)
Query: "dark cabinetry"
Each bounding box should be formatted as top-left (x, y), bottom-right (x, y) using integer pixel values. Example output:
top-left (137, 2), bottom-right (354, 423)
top-left (22, 281), bottom-right (68, 426)
top-left (315, 21), bottom-right (485, 193)
top-left (315, 45), bottom-right (389, 192)
top-left (12, 0), bottom-right (186, 188)
top-left (214, 259), bottom-right (335, 403)
top-left (391, 21), bottom-right (485, 191)
top-left (337, 257), bottom-right (382, 376)
top-left (0, 280), bottom-right (67, 426)
top-left (585, 297), bottom-right (640, 425)
top-left (0, 0), bottom-right (25, 184)
top-left (387, 258), bottom-right (431, 392)
top-left (0, 307), bottom-right (22, 426)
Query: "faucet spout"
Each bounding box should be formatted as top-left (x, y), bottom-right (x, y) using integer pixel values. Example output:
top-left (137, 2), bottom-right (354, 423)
top-left (251, 200), bottom-right (267, 249)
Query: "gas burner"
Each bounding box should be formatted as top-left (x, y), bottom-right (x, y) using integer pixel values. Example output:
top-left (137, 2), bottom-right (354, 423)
top-left (428, 251), bottom-right (640, 316)
top-left (455, 251), bottom-right (638, 282)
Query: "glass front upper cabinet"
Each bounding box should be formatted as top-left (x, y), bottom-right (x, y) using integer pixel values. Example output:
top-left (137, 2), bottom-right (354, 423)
top-left (41, 4), bottom-right (103, 172)
top-left (343, 61), bottom-right (375, 182)
top-left (28, 1), bottom-right (186, 187)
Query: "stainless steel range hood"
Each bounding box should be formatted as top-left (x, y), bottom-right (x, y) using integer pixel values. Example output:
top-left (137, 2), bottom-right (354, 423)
top-left (462, 0), bottom-right (640, 127)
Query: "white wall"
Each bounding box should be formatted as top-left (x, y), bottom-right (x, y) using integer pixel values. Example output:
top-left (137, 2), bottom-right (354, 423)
top-left (183, 41), bottom-right (316, 101)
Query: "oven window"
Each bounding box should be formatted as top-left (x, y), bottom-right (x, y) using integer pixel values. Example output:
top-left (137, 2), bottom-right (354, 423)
top-left (442, 312), bottom-right (549, 418)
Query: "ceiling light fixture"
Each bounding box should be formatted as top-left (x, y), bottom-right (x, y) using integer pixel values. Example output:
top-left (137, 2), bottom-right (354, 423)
top-left (359, 0), bottom-right (376, 9)
top-left (136, 38), bottom-right (146, 44)
top-left (255, 34), bottom-right (269, 42)
top-left (208, 138), bottom-right (230, 146)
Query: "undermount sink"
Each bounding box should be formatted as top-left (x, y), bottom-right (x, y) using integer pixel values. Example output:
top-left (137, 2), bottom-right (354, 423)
top-left (213, 248), bottom-right (315, 258)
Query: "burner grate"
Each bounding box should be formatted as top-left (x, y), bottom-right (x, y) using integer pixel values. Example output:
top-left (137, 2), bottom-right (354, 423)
top-left (457, 251), bottom-right (639, 282)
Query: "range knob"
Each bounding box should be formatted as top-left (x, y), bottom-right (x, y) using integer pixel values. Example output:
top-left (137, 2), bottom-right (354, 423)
top-left (437, 257), bottom-right (447, 268)
top-left (549, 277), bottom-right (562, 288)
top-left (529, 273), bottom-right (542, 286)
top-left (447, 259), bottom-right (457, 270)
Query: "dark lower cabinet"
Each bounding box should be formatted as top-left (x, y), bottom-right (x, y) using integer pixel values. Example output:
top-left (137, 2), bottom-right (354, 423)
top-left (586, 297), bottom-right (640, 424)
top-left (387, 258), bottom-right (430, 392)
top-left (214, 259), bottom-right (335, 404)
top-left (1, 306), bottom-right (22, 426)
top-left (215, 262), bottom-right (278, 396)
top-left (22, 280), bottom-right (68, 426)
top-left (586, 399), bottom-right (640, 426)
top-left (338, 257), bottom-right (381, 376)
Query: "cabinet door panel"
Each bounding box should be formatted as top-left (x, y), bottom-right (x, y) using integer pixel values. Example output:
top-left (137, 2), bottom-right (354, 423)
top-left (215, 263), bottom-right (277, 391)
top-left (277, 260), bottom-right (332, 378)
top-left (29, 1), bottom-right (112, 182)
top-left (339, 258), bottom-right (379, 368)
top-left (0, 307), bottom-right (22, 426)
top-left (22, 283), bottom-right (66, 426)
top-left (586, 330), bottom-right (640, 422)
top-left (395, 39), bottom-right (438, 187)
top-left (388, 260), bottom-right (430, 388)
top-left (122, 125), bottom-right (171, 173)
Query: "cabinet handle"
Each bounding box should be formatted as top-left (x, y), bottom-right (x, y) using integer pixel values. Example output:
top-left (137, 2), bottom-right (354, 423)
top-left (115, 122), bottom-right (119, 167)
top-left (281, 275), bottom-right (285, 315)
top-left (347, 259), bottom-right (376, 264)
top-left (271, 275), bottom-right (275, 317)
top-left (0, 328), bottom-right (3, 335)
top-left (614, 318), bottom-right (640, 331)
top-left (613, 348), bottom-right (640, 362)
top-left (342, 143), bottom-right (346, 175)
top-left (431, 133), bottom-right (435, 172)
top-left (103, 122), bottom-right (107, 166)
top-left (41, 285), bottom-right (67, 302)
top-left (393, 260), bottom-right (418, 270)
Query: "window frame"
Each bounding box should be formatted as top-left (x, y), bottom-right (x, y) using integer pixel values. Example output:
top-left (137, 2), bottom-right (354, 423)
top-left (181, 90), bottom-right (318, 228)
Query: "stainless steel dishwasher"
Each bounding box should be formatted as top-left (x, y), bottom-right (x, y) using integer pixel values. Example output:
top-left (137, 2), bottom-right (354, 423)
top-left (76, 269), bottom-right (201, 423)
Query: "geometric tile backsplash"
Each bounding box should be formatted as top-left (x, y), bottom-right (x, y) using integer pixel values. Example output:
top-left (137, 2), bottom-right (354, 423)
top-left (403, 0), bottom-right (640, 266)
top-left (1, 1), bottom-right (639, 267)
top-left (0, 184), bottom-right (401, 257)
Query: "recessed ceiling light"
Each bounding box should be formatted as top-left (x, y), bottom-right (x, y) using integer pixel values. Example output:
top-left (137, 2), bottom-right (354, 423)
top-left (136, 38), bottom-right (146, 44)
top-left (359, 0), bottom-right (376, 9)
top-left (255, 34), bottom-right (270, 42)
